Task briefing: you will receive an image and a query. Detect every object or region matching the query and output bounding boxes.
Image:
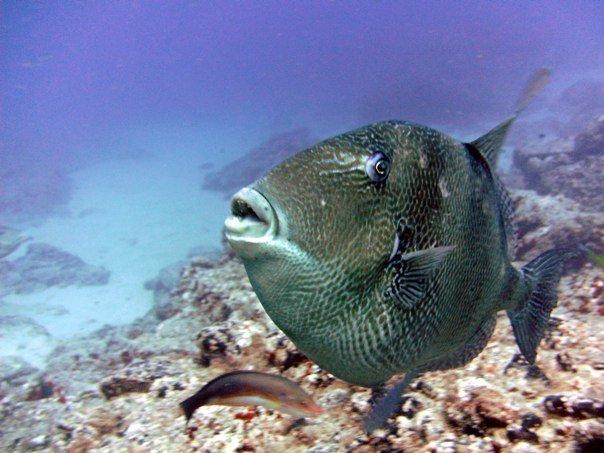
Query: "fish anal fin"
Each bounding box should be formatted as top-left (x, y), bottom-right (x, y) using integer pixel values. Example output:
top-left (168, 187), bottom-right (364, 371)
top-left (364, 316), bottom-right (497, 432)
top-left (385, 246), bottom-right (455, 309)
top-left (363, 370), bottom-right (418, 433)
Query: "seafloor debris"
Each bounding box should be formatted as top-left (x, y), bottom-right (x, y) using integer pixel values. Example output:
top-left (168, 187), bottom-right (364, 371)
top-left (100, 376), bottom-right (154, 399)
top-left (143, 260), bottom-right (187, 321)
top-left (195, 325), bottom-right (237, 367)
top-left (265, 333), bottom-right (307, 372)
top-left (1, 239), bottom-right (601, 451)
top-left (543, 394), bottom-right (604, 419)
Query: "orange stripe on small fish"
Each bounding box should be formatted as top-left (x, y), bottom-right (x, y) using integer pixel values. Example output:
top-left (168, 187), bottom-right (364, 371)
top-left (179, 370), bottom-right (324, 422)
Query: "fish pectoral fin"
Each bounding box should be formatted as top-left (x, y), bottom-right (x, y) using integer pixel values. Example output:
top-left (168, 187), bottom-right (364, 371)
top-left (385, 246), bottom-right (455, 309)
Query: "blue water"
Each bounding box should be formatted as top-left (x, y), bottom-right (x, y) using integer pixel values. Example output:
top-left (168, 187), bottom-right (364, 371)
top-left (1, 1), bottom-right (602, 365)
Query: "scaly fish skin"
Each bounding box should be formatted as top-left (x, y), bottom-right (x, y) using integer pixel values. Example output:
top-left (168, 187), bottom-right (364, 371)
top-left (228, 121), bottom-right (520, 387)
top-left (225, 71), bottom-right (574, 430)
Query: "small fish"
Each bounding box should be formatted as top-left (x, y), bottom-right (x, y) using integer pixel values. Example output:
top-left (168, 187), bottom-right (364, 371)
top-left (179, 371), bottom-right (324, 422)
top-left (224, 69), bottom-right (575, 432)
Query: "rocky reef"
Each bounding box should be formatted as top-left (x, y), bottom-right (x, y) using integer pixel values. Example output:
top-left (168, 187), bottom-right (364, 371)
top-left (0, 243), bottom-right (110, 298)
top-left (507, 115), bottom-right (603, 213)
top-left (512, 190), bottom-right (603, 263)
top-left (201, 129), bottom-right (318, 196)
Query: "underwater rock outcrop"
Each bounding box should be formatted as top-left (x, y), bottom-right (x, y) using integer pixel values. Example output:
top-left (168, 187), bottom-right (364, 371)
top-left (0, 225), bottom-right (30, 259)
top-left (511, 115), bottom-right (604, 211)
top-left (201, 129), bottom-right (318, 196)
top-left (0, 316), bottom-right (57, 370)
top-left (144, 260), bottom-right (187, 321)
top-left (0, 243), bottom-right (110, 297)
top-left (511, 189), bottom-right (604, 262)
top-left (143, 247), bottom-right (223, 322)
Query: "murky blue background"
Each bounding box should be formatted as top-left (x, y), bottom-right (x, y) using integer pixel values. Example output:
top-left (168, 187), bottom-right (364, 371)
top-left (3, 2), bottom-right (602, 168)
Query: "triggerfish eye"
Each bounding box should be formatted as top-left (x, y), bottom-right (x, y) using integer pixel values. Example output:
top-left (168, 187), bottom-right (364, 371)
top-left (365, 151), bottom-right (391, 183)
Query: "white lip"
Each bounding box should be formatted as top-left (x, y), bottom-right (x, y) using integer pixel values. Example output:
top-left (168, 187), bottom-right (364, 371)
top-left (225, 187), bottom-right (278, 245)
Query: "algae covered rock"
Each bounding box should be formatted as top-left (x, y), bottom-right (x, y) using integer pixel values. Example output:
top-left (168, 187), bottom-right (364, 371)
top-left (511, 189), bottom-right (604, 261)
top-left (1, 236), bottom-right (602, 452)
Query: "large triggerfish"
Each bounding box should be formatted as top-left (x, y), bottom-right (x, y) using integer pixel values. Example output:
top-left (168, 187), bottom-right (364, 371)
top-left (224, 69), bottom-right (576, 431)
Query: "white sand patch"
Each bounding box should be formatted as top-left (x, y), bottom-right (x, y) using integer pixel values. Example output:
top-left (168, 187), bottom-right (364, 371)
top-left (0, 154), bottom-right (229, 366)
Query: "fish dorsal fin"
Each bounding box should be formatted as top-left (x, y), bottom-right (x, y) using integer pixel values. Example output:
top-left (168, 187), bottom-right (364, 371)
top-left (384, 246), bottom-right (455, 309)
top-left (469, 116), bottom-right (515, 168)
top-left (469, 68), bottom-right (551, 168)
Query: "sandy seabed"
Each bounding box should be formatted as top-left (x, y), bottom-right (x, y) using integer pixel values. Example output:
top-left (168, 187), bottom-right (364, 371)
top-left (0, 156), bottom-right (228, 367)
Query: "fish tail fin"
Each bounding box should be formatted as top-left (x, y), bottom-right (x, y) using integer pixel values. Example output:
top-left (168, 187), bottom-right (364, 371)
top-left (507, 248), bottom-right (577, 365)
top-left (363, 370), bottom-right (417, 433)
top-left (179, 391), bottom-right (208, 424)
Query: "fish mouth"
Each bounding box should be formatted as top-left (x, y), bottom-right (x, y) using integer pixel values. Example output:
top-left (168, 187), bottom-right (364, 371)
top-left (225, 188), bottom-right (278, 248)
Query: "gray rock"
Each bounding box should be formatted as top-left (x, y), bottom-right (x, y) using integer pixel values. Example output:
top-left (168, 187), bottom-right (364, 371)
top-left (0, 225), bottom-right (30, 259)
top-left (511, 189), bottom-right (603, 261)
top-left (202, 128), bottom-right (318, 196)
top-left (142, 247), bottom-right (223, 322)
top-left (510, 116), bottom-right (604, 211)
top-left (0, 355), bottom-right (39, 385)
top-left (0, 243), bottom-right (110, 296)
top-left (144, 260), bottom-right (185, 321)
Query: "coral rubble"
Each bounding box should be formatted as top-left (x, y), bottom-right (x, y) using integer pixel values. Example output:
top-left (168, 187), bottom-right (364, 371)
top-left (1, 114), bottom-right (603, 452)
top-left (512, 190), bottom-right (603, 262)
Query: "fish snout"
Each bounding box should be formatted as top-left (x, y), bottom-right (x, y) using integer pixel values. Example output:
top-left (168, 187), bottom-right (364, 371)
top-left (225, 188), bottom-right (278, 255)
top-left (281, 398), bottom-right (325, 418)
